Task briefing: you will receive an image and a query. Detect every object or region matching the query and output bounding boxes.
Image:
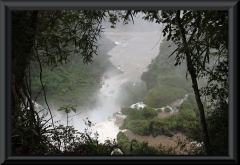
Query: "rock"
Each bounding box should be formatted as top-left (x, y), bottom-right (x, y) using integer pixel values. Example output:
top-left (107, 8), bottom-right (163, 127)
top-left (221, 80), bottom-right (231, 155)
top-left (190, 141), bottom-right (203, 147)
top-left (111, 148), bottom-right (123, 155)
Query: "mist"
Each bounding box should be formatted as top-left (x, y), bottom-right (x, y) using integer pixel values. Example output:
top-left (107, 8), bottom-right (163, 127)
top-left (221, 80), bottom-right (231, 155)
top-left (101, 12), bottom-right (162, 32)
top-left (36, 13), bottom-right (164, 142)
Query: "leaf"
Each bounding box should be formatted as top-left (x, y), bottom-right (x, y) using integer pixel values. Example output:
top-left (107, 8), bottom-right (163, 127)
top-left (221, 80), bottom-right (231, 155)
top-left (72, 108), bottom-right (76, 113)
top-left (31, 129), bottom-right (39, 136)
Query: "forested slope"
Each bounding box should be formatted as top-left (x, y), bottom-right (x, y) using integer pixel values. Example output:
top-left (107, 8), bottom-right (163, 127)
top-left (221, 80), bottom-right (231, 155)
top-left (30, 34), bottom-right (119, 107)
top-left (141, 38), bottom-right (193, 108)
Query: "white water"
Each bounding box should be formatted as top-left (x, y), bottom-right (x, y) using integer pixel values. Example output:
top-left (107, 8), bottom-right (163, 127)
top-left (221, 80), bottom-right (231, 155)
top-left (31, 27), bottom-right (195, 148)
top-left (34, 29), bottom-right (164, 144)
top-left (87, 30), bottom-right (162, 143)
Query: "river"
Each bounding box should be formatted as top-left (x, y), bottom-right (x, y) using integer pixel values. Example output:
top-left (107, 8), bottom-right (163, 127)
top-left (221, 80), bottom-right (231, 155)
top-left (87, 30), bottom-right (162, 143)
top-left (83, 30), bottom-right (190, 146)
top-left (37, 28), bottom-right (189, 149)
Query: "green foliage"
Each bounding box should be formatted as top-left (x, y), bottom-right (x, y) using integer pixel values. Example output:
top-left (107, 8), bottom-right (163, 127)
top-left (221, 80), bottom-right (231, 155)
top-left (144, 84), bottom-right (187, 108)
top-left (120, 104), bottom-right (201, 139)
top-left (116, 131), bottom-right (167, 155)
top-left (121, 107), bottom-right (135, 116)
top-left (30, 34), bottom-right (117, 107)
top-left (58, 104), bottom-right (77, 114)
top-left (164, 107), bottom-right (171, 113)
top-left (30, 60), bottom-right (100, 105)
top-left (11, 10), bottom-right (228, 155)
top-left (122, 108), bottom-right (143, 120)
top-left (116, 81), bottom-right (147, 108)
top-left (206, 102), bottom-right (228, 155)
top-left (156, 108), bottom-right (163, 113)
top-left (179, 101), bottom-right (193, 112)
top-left (142, 106), bottom-right (158, 118)
top-left (129, 140), bottom-right (162, 155)
top-left (12, 106), bottom-right (60, 155)
top-left (150, 118), bottom-right (165, 136)
top-left (187, 93), bottom-right (196, 104)
top-left (141, 38), bottom-right (191, 89)
top-left (117, 131), bottom-right (127, 140)
top-left (160, 10), bottom-right (228, 154)
top-left (141, 38), bottom-right (192, 108)
top-left (179, 109), bottom-right (196, 121)
top-left (126, 120), bottom-right (151, 136)
top-left (47, 118), bottom-right (121, 155)
top-left (116, 131), bottom-right (130, 154)
top-left (116, 131), bottom-right (203, 155)
top-left (32, 11), bottom-right (111, 65)
top-left (179, 94), bottom-right (200, 118)
top-left (157, 74), bottom-right (191, 91)
top-left (120, 108), bottom-right (144, 129)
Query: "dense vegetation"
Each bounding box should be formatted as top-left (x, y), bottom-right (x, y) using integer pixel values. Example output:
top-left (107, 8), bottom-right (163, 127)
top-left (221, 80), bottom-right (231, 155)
top-left (10, 10), bottom-right (228, 157)
top-left (116, 131), bottom-right (178, 155)
top-left (30, 34), bottom-right (119, 108)
top-left (115, 81), bottom-right (148, 108)
top-left (116, 130), bottom-right (204, 155)
top-left (119, 93), bottom-right (201, 140)
top-left (141, 38), bottom-right (193, 108)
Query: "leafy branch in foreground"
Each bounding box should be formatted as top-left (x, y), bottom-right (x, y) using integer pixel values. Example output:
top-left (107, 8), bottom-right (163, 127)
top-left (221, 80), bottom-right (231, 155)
top-left (49, 118), bottom-right (122, 155)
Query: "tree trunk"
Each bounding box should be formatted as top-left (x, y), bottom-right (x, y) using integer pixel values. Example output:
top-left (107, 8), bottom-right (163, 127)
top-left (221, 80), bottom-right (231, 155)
top-left (175, 11), bottom-right (212, 154)
top-left (12, 11), bottom-right (39, 124)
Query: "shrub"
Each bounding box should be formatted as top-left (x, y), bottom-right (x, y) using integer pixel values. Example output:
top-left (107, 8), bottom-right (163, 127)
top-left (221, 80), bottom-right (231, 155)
top-left (120, 108), bottom-right (145, 128)
top-left (126, 120), bottom-right (151, 136)
top-left (129, 140), bottom-right (159, 155)
top-left (142, 106), bottom-right (158, 118)
top-left (150, 119), bottom-right (165, 137)
top-left (179, 109), bottom-right (196, 121)
top-left (117, 131), bottom-right (127, 141)
top-left (179, 100), bottom-right (194, 111)
top-left (164, 107), bottom-right (172, 113)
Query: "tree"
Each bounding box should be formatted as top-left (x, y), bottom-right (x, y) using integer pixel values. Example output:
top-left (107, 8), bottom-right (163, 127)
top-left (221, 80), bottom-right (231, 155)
top-left (11, 10), bottom-right (113, 154)
top-left (12, 10), bottom-right (228, 155)
top-left (142, 107), bottom-right (158, 118)
top-left (12, 10), bottom-right (129, 122)
top-left (158, 10), bottom-right (228, 154)
top-left (57, 104), bottom-right (77, 127)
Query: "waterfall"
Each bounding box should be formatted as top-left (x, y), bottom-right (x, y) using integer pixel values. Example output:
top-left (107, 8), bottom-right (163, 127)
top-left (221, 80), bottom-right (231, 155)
top-left (130, 102), bottom-right (146, 109)
top-left (183, 94), bottom-right (188, 101)
top-left (29, 30), bottom-right (161, 144)
top-left (33, 101), bottom-right (46, 114)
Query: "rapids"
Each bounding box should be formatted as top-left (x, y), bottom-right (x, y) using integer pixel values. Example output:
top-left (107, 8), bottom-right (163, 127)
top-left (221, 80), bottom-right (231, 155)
top-left (36, 29), bottom-right (189, 145)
